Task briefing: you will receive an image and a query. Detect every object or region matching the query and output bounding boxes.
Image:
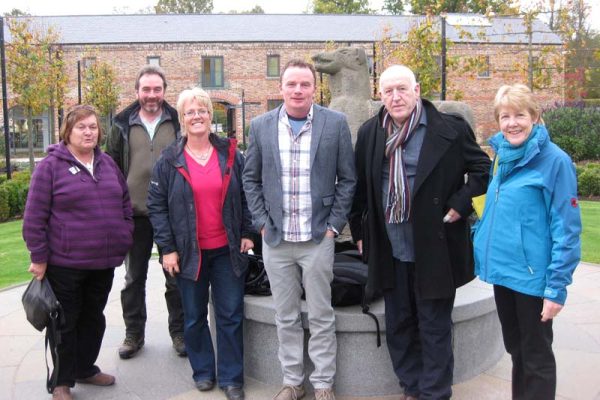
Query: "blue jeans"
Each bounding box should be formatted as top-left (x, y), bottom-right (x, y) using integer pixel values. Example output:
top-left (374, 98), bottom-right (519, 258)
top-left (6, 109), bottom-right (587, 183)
top-left (176, 246), bottom-right (245, 388)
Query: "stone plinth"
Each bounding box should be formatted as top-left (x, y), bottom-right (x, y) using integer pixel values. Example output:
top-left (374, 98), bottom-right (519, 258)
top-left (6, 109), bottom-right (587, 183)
top-left (242, 278), bottom-right (503, 397)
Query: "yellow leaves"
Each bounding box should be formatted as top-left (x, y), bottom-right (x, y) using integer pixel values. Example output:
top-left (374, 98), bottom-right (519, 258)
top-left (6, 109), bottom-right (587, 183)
top-left (6, 18), bottom-right (64, 114)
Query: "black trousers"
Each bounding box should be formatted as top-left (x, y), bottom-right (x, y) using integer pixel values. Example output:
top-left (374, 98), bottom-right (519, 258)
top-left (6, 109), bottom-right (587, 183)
top-left (494, 285), bottom-right (556, 400)
top-left (46, 265), bottom-right (114, 387)
top-left (120, 216), bottom-right (184, 339)
top-left (384, 260), bottom-right (455, 400)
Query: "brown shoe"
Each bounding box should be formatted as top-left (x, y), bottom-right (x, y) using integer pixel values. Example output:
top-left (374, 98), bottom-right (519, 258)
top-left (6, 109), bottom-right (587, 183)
top-left (314, 388), bottom-right (336, 400)
top-left (273, 384), bottom-right (305, 400)
top-left (52, 386), bottom-right (72, 400)
top-left (76, 371), bottom-right (116, 386)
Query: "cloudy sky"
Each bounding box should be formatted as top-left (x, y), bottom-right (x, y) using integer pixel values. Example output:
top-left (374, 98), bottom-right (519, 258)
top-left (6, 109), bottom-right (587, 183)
top-left (0, 0), bottom-right (598, 32)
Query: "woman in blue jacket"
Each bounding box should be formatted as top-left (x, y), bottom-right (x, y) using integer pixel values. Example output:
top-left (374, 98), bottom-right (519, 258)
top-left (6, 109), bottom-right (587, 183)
top-left (473, 84), bottom-right (581, 400)
top-left (147, 88), bottom-right (254, 400)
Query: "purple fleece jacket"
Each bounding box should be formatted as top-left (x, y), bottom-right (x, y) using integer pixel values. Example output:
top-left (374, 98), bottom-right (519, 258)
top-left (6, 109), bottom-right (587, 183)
top-left (23, 142), bottom-right (134, 269)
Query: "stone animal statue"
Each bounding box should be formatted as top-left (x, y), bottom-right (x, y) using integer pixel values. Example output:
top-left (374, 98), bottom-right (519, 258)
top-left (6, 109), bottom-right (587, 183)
top-left (312, 47), bottom-right (380, 146)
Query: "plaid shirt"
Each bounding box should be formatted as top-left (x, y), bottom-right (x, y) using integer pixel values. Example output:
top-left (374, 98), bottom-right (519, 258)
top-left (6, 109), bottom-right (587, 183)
top-left (278, 105), bottom-right (313, 242)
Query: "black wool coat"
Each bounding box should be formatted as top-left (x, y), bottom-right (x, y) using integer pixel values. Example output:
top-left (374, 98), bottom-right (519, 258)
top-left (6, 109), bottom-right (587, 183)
top-left (349, 100), bottom-right (491, 300)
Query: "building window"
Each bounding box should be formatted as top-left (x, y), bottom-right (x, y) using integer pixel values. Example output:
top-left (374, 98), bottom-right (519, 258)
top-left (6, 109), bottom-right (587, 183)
top-left (477, 55), bottom-right (490, 78)
top-left (202, 56), bottom-right (224, 88)
top-left (82, 57), bottom-right (96, 70)
top-left (367, 56), bottom-right (374, 75)
top-left (267, 55), bottom-right (280, 78)
top-left (267, 99), bottom-right (283, 111)
top-left (147, 56), bottom-right (160, 66)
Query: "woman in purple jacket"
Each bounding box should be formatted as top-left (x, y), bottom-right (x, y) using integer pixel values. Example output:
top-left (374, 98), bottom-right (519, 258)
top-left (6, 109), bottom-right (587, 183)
top-left (23, 105), bottom-right (134, 400)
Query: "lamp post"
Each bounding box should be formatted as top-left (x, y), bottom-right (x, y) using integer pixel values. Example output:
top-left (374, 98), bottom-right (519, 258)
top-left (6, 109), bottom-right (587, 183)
top-left (1, 16), bottom-right (12, 179)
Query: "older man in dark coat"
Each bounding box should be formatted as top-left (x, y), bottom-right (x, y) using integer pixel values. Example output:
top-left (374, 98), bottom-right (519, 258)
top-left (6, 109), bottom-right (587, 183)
top-left (349, 65), bottom-right (490, 400)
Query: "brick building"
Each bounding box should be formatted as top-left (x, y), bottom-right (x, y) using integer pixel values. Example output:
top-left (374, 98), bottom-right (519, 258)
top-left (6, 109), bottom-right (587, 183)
top-left (2, 13), bottom-right (562, 153)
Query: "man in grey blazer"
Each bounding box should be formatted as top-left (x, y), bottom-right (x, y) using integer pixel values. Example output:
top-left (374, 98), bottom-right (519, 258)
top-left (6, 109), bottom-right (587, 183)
top-left (243, 59), bottom-right (355, 400)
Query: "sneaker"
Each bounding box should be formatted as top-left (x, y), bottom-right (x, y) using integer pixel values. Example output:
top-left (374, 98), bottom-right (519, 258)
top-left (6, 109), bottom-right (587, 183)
top-left (172, 335), bottom-right (187, 357)
top-left (52, 386), bottom-right (72, 400)
top-left (75, 371), bottom-right (116, 386)
top-left (314, 388), bottom-right (335, 400)
top-left (399, 394), bottom-right (419, 400)
top-left (118, 336), bottom-right (144, 359)
top-left (222, 385), bottom-right (245, 400)
top-left (195, 379), bottom-right (215, 391)
top-left (273, 384), bottom-right (305, 400)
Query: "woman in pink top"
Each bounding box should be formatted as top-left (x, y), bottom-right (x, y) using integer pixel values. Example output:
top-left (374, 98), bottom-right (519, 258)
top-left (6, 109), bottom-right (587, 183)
top-left (147, 87), bottom-right (255, 400)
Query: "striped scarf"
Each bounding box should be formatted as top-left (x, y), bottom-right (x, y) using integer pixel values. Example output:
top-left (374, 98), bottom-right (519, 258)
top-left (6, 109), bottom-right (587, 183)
top-left (384, 99), bottom-right (423, 223)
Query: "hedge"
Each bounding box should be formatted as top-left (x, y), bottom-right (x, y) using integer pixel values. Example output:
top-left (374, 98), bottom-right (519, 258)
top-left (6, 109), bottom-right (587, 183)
top-left (544, 105), bottom-right (600, 162)
top-left (0, 171), bottom-right (31, 222)
top-left (578, 162), bottom-right (600, 198)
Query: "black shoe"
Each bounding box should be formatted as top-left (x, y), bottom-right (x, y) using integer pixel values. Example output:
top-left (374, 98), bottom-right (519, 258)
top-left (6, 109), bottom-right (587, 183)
top-left (118, 336), bottom-right (144, 359)
top-left (172, 335), bottom-right (187, 357)
top-left (222, 386), bottom-right (245, 400)
top-left (195, 380), bottom-right (215, 391)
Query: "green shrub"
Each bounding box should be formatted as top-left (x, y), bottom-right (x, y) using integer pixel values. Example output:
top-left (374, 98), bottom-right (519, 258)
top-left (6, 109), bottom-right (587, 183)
top-left (0, 170), bottom-right (31, 220)
top-left (578, 163), bottom-right (600, 197)
top-left (0, 186), bottom-right (10, 222)
top-left (545, 106), bottom-right (600, 162)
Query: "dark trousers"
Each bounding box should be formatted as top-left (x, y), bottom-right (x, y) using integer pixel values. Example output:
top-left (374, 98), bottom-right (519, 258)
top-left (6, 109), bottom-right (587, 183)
top-left (494, 285), bottom-right (556, 400)
top-left (384, 260), bottom-right (455, 400)
top-left (46, 265), bottom-right (114, 387)
top-left (176, 246), bottom-right (245, 387)
top-left (120, 216), bottom-right (184, 339)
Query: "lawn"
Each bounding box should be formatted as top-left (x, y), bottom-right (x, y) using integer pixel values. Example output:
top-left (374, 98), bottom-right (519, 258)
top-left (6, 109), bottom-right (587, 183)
top-left (1, 201), bottom-right (599, 289)
top-left (0, 219), bottom-right (31, 288)
top-left (580, 200), bottom-right (600, 264)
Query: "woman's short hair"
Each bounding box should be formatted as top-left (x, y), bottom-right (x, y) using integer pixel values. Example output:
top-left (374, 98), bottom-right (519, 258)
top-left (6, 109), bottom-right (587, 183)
top-left (59, 105), bottom-right (102, 144)
top-left (176, 87), bottom-right (213, 137)
top-left (494, 84), bottom-right (540, 123)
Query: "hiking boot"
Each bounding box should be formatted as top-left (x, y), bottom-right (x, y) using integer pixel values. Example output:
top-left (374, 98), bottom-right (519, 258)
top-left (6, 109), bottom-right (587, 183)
top-left (314, 388), bottom-right (336, 400)
top-left (273, 384), bottom-right (305, 400)
top-left (118, 336), bottom-right (144, 359)
top-left (52, 386), bottom-right (72, 400)
top-left (172, 335), bottom-right (187, 357)
top-left (76, 371), bottom-right (115, 386)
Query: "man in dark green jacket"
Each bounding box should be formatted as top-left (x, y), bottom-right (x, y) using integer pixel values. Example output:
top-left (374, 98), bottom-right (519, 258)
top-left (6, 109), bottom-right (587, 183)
top-left (106, 65), bottom-right (185, 360)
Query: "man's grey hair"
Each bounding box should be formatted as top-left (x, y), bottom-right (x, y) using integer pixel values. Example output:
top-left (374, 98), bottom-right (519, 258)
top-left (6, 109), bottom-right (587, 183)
top-left (379, 65), bottom-right (418, 92)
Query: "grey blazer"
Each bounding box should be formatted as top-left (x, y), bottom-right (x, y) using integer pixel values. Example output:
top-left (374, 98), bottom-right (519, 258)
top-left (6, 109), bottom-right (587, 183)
top-left (243, 104), bottom-right (356, 247)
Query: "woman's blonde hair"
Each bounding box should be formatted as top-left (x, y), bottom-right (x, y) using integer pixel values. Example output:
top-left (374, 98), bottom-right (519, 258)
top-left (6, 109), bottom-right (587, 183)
top-left (493, 84), bottom-right (541, 123)
top-left (176, 87), bottom-right (213, 136)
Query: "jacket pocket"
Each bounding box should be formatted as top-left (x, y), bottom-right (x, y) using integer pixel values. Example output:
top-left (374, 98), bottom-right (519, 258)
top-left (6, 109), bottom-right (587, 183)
top-left (322, 195), bottom-right (334, 207)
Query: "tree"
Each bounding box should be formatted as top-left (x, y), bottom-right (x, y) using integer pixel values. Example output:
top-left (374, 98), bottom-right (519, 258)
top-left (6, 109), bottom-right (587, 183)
top-left (4, 9), bottom-right (29, 16)
top-left (83, 61), bottom-right (120, 139)
top-left (312, 0), bottom-right (373, 14)
top-left (154, 0), bottom-right (213, 14)
top-left (407, 0), bottom-right (513, 14)
top-left (6, 18), bottom-right (65, 171)
top-left (382, 0), bottom-right (405, 14)
top-left (228, 5), bottom-right (266, 14)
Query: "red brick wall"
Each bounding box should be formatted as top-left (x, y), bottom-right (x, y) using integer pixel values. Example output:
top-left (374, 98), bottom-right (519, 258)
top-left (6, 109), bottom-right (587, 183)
top-left (3, 41), bottom-right (564, 146)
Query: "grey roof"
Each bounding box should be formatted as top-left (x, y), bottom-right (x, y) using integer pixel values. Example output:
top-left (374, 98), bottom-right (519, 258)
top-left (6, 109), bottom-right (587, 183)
top-left (5, 13), bottom-right (562, 46)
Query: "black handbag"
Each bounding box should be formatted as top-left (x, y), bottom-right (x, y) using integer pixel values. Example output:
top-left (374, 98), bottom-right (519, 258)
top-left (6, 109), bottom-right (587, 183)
top-left (21, 276), bottom-right (64, 393)
top-left (22, 277), bottom-right (61, 331)
top-left (245, 254), bottom-right (271, 296)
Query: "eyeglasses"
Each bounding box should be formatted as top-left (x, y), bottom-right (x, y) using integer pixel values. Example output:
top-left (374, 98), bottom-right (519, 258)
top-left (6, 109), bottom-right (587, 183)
top-left (183, 109), bottom-right (210, 118)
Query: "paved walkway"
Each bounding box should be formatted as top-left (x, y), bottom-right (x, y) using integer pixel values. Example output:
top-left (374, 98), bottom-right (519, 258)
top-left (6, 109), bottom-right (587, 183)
top-left (1, 261), bottom-right (599, 400)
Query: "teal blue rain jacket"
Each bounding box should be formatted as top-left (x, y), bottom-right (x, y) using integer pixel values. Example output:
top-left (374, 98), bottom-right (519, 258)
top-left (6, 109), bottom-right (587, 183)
top-left (473, 124), bottom-right (581, 305)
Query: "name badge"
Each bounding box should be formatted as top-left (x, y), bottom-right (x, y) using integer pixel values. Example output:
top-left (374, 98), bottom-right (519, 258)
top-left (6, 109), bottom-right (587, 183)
top-left (69, 166), bottom-right (80, 175)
